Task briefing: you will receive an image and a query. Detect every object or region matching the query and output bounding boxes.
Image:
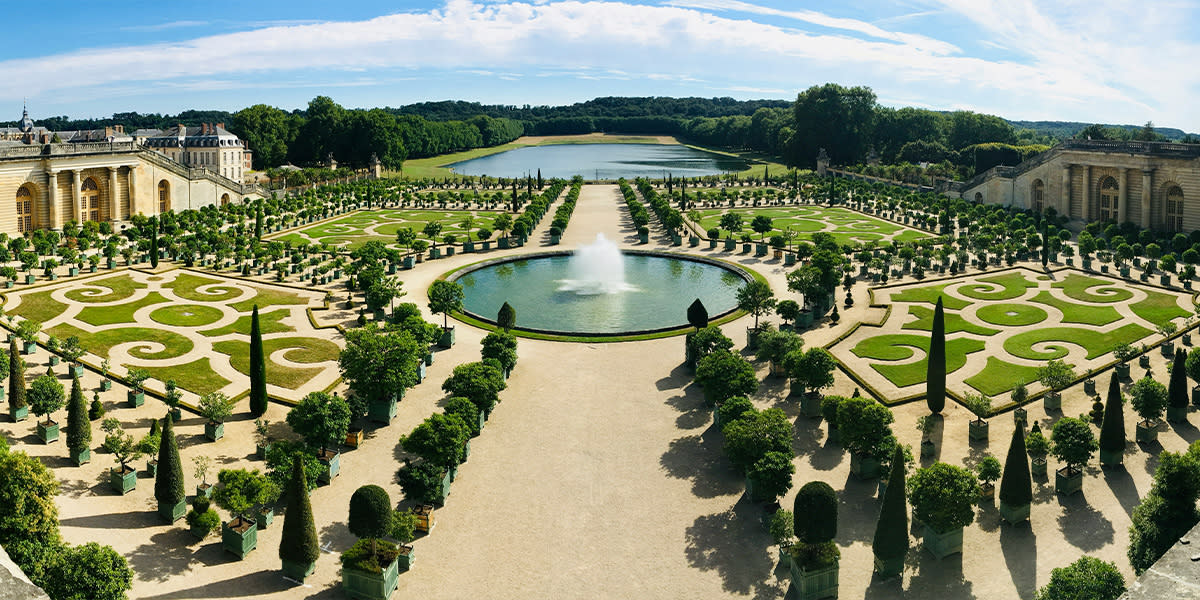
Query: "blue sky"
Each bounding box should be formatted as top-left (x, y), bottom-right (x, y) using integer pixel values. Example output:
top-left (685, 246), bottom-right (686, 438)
top-left (4, 0), bottom-right (1197, 131)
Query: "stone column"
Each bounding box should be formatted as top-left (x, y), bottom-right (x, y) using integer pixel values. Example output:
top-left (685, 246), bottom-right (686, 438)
top-left (47, 171), bottom-right (59, 228)
top-left (1119, 168), bottom-right (1128, 223)
top-left (108, 166), bottom-right (119, 222)
top-left (125, 165), bottom-right (136, 220)
top-left (1062, 164), bottom-right (1073, 218)
top-left (1142, 169), bottom-right (1153, 228)
top-left (70, 170), bottom-right (82, 224)
top-left (1082, 165), bottom-right (1091, 222)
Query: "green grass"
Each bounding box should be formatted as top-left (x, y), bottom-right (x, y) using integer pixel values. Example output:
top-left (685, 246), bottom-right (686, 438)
top-left (1130, 290), bottom-right (1190, 326)
top-left (1029, 291), bottom-right (1122, 326)
top-left (63, 274), bottom-right (146, 303)
top-left (851, 334), bottom-right (985, 388)
top-left (200, 309), bottom-right (293, 337)
top-left (690, 206), bottom-right (928, 246)
top-left (1004, 323), bottom-right (1152, 360)
top-left (140, 358), bottom-right (231, 396)
top-left (76, 292), bottom-right (169, 326)
top-left (148, 304), bottom-right (226, 328)
top-left (902, 305), bottom-right (998, 335)
top-left (7, 290), bottom-right (68, 324)
top-left (47, 323), bottom-right (194, 360)
top-left (974, 303), bottom-right (1048, 327)
top-left (964, 357), bottom-right (1044, 396)
top-left (957, 272), bottom-right (1038, 301)
top-left (213, 337), bottom-right (340, 389)
top-left (166, 273), bottom-right (241, 302)
top-left (888, 283), bottom-right (971, 310)
top-left (230, 287), bottom-right (312, 312)
top-left (1052, 274), bottom-right (1133, 303)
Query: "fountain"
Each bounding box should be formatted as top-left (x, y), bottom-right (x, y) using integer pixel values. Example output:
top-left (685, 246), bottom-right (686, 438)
top-left (558, 234), bottom-right (636, 295)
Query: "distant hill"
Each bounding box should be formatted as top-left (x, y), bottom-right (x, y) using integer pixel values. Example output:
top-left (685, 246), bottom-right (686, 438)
top-left (1005, 119), bottom-right (1196, 141)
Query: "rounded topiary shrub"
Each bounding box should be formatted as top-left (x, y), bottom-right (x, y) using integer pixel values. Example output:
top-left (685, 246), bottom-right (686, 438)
top-left (793, 481), bottom-right (837, 544)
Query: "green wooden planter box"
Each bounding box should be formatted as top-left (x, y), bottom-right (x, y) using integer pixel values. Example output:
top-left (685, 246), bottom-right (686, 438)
top-left (850, 452), bottom-right (880, 479)
top-left (788, 560), bottom-right (838, 600)
top-left (319, 451), bottom-right (341, 484)
top-left (1100, 448), bottom-right (1123, 467)
top-left (342, 555), bottom-right (400, 600)
top-left (396, 545), bottom-right (415, 571)
top-left (435, 469), bottom-right (451, 506)
top-left (110, 467), bottom-right (137, 495)
top-left (1056, 467), bottom-right (1083, 495)
top-left (9, 404), bottom-right (28, 422)
top-left (255, 507), bottom-right (275, 529)
top-left (437, 326), bottom-right (455, 349)
top-left (784, 253), bottom-right (796, 266)
top-left (549, 234), bottom-right (560, 245)
top-left (71, 447), bottom-right (90, 466)
top-left (1167, 405), bottom-right (1188, 423)
top-left (221, 518), bottom-right (258, 559)
top-left (1136, 421), bottom-right (1158, 443)
top-left (741, 243), bottom-right (751, 253)
top-left (196, 483), bottom-right (214, 499)
top-left (755, 243), bottom-right (768, 256)
top-left (145, 459), bottom-right (158, 478)
top-left (1084, 379), bottom-right (1096, 395)
top-left (923, 525), bottom-right (964, 559)
top-left (282, 559), bottom-right (316, 582)
top-left (49, 355), bottom-right (59, 366)
top-left (159, 499), bottom-right (187, 523)
top-left (37, 421), bottom-right (59, 444)
top-left (127, 390), bottom-right (145, 408)
top-left (445, 246), bottom-right (455, 257)
top-left (205, 421), bottom-right (225, 441)
top-left (638, 232), bottom-right (649, 244)
top-left (873, 554), bottom-right (904, 578)
top-left (1031, 458), bottom-right (1048, 478)
top-left (368, 397), bottom-right (396, 424)
top-left (100, 379), bottom-right (112, 391)
top-left (999, 501), bottom-right (1030, 525)
top-left (72, 364), bottom-right (84, 378)
top-left (1117, 363), bottom-right (1131, 379)
top-left (800, 393), bottom-right (822, 417)
top-left (724, 239), bottom-right (736, 251)
top-left (23, 341), bottom-right (36, 355)
top-left (1043, 391), bottom-right (1061, 411)
top-left (968, 419), bottom-right (989, 442)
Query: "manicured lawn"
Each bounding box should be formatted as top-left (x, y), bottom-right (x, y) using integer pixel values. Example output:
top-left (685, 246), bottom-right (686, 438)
top-left (1029, 291), bottom-right (1121, 326)
top-left (974, 303), bottom-right (1048, 327)
top-left (63, 274), bottom-right (146, 303)
top-left (888, 283), bottom-right (971, 310)
top-left (1052, 274), bottom-right (1133, 303)
top-left (902, 305), bottom-right (998, 335)
top-left (1130, 290), bottom-right (1190, 326)
top-left (166, 273), bottom-right (242, 302)
top-left (7, 290), bottom-right (68, 324)
top-left (964, 357), bottom-right (1044, 397)
top-left (690, 206), bottom-right (928, 246)
top-left (213, 337), bottom-right (339, 389)
top-left (148, 304), bottom-right (226, 328)
top-left (200, 309), bottom-right (293, 337)
top-left (230, 287), bottom-right (312, 312)
top-left (141, 358), bottom-right (231, 396)
top-left (276, 208), bottom-right (509, 251)
top-left (956, 272), bottom-right (1038, 301)
top-left (851, 334), bottom-right (985, 388)
top-left (47, 323), bottom-right (194, 361)
top-left (1004, 323), bottom-right (1152, 360)
top-left (76, 292), bottom-right (169, 326)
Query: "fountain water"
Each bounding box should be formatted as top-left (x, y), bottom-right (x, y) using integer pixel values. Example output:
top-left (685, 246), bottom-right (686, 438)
top-left (558, 233), bottom-right (636, 295)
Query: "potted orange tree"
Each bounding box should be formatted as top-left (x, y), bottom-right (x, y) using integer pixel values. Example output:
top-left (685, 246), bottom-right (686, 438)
top-left (1051, 417), bottom-right (1097, 495)
top-left (342, 485), bottom-right (404, 599)
top-left (101, 418), bottom-right (142, 495)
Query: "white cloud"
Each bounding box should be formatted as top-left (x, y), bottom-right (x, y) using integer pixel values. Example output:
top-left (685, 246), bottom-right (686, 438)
top-left (119, 20), bottom-right (209, 32)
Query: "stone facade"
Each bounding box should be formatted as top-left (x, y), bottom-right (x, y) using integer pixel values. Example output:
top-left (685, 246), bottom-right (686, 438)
top-left (959, 140), bottom-right (1200, 232)
top-left (0, 545), bottom-right (50, 600)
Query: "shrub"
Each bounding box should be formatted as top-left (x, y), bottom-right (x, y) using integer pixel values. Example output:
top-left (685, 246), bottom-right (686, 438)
top-left (872, 445), bottom-right (909, 563)
top-left (716, 396), bottom-right (754, 424)
top-left (782, 347), bottom-right (837, 395)
top-left (186, 497), bottom-right (220, 537)
top-left (40, 542), bottom-right (133, 600)
top-left (746, 451), bottom-right (795, 502)
top-left (286, 391), bottom-right (352, 453)
top-left (836, 397), bottom-right (895, 458)
top-left (444, 397), bottom-right (481, 436)
top-left (908, 462), bottom-right (980, 533)
top-left (753, 327), bottom-right (803, 365)
top-left (821, 395), bottom-right (847, 428)
top-left (768, 509), bottom-right (794, 546)
top-left (999, 426), bottom-right (1032, 507)
top-left (1034, 556), bottom-right (1125, 600)
top-left (1129, 376), bottom-right (1168, 425)
top-left (685, 326), bottom-right (733, 363)
top-left (279, 456), bottom-right (319, 566)
top-left (396, 460), bottom-right (446, 506)
top-left (793, 481), bottom-right (837, 544)
top-left (1037, 359), bottom-right (1076, 392)
top-left (400, 413), bottom-right (470, 469)
top-left (975, 455), bottom-right (1002, 487)
top-left (696, 349), bottom-right (758, 405)
top-left (442, 361), bottom-right (506, 415)
top-left (721, 408), bottom-right (792, 472)
top-left (1099, 373), bottom-right (1126, 453)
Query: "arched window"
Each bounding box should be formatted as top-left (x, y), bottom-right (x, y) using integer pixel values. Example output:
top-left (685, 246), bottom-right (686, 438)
top-left (1166, 185), bottom-right (1184, 233)
top-left (974, 192), bottom-right (983, 203)
top-left (81, 177), bottom-right (100, 223)
top-left (158, 180), bottom-right (170, 213)
top-left (15, 185), bottom-right (33, 233)
top-left (1032, 179), bottom-right (1045, 213)
top-left (1099, 176), bottom-right (1119, 222)
top-left (220, 193), bottom-right (230, 206)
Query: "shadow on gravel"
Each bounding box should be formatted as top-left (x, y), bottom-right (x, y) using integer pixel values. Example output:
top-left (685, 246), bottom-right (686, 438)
top-left (1000, 521), bottom-right (1038, 599)
top-left (660, 428), bottom-right (742, 499)
top-left (1056, 492), bottom-right (1114, 551)
top-left (685, 499), bottom-right (783, 600)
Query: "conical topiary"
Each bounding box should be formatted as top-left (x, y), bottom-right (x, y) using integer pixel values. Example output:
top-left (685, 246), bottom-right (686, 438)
top-left (1168, 348), bottom-right (1188, 413)
top-left (154, 416), bottom-right (185, 510)
top-left (925, 297), bottom-right (946, 413)
top-left (497, 302), bottom-right (516, 331)
top-left (998, 426), bottom-right (1032, 510)
top-left (688, 299), bottom-right (709, 330)
top-left (249, 305), bottom-right (268, 418)
top-left (65, 375), bottom-right (89, 456)
top-left (279, 457), bottom-right (319, 569)
top-left (1099, 372), bottom-right (1127, 454)
top-left (8, 338), bottom-right (25, 410)
top-left (871, 446), bottom-right (909, 573)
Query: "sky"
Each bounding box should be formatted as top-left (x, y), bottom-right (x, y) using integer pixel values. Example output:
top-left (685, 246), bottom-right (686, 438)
top-left (2, 0), bottom-right (1197, 131)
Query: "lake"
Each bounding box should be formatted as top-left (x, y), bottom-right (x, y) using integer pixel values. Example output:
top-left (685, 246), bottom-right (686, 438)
top-left (446, 143), bottom-right (751, 179)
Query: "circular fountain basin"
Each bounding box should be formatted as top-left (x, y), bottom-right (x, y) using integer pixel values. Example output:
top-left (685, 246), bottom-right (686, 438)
top-left (449, 250), bottom-right (751, 336)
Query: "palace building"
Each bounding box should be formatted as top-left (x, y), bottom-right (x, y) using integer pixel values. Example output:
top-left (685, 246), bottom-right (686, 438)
top-left (0, 108), bottom-right (262, 237)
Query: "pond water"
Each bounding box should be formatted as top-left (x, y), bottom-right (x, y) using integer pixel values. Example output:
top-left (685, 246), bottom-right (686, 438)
top-left (446, 143), bottom-right (751, 179)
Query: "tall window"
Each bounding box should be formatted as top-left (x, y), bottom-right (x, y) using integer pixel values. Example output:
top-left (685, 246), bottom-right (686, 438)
top-left (158, 180), bottom-right (170, 213)
top-left (15, 185), bottom-right (33, 233)
top-left (1099, 176), bottom-right (1119, 222)
top-left (81, 178), bottom-right (100, 223)
top-left (1032, 179), bottom-right (1045, 213)
top-left (1167, 185), bottom-right (1185, 233)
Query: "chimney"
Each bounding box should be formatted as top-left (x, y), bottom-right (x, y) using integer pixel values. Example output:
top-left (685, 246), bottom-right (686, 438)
top-left (115, 124), bottom-right (124, 134)
top-left (216, 122), bottom-right (224, 131)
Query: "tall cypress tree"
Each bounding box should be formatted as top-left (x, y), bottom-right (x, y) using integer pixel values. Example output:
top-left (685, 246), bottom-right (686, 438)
top-left (154, 416), bottom-right (185, 518)
top-left (65, 375), bottom-right (89, 458)
top-left (255, 207), bottom-right (264, 240)
top-left (1100, 372), bottom-right (1127, 455)
top-left (150, 217), bottom-right (159, 268)
top-left (249, 305), bottom-right (268, 418)
top-left (1168, 348), bottom-right (1188, 421)
top-left (279, 457), bottom-right (319, 572)
top-left (8, 338), bottom-right (25, 411)
top-left (871, 445), bottom-right (909, 575)
top-left (925, 297), bottom-right (946, 413)
top-left (998, 426), bottom-right (1032, 514)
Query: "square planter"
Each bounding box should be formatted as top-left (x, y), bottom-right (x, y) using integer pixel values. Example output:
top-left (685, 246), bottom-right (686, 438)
top-left (1117, 363), bottom-right (1131, 380)
top-left (1136, 420), bottom-right (1158, 443)
top-left (319, 449), bottom-right (341, 484)
top-left (256, 442), bottom-right (272, 460)
top-left (1193, 385), bottom-right (1200, 406)
top-left (9, 404), bottom-right (28, 422)
top-left (49, 355), bottom-right (59, 366)
top-left (70, 447), bottom-right (90, 466)
top-left (110, 466), bottom-right (137, 495)
top-left (788, 559), bottom-right (838, 600)
top-left (414, 504), bottom-right (435, 533)
top-left (254, 507), bottom-right (275, 529)
top-left (800, 392), bottom-right (822, 417)
top-left (196, 483), bottom-right (214, 499)
top-left (999, 501), bottom-right (1030, 525)
top-left (345, 428), bottom-right (364, 449)
top-left (205, 421), bottom-right (225, 441)
top-left (1139, 354), bottom-right (1151, 368)
top-left (23, 341), bottom-right (36, 355)
top-left (369, 397), bottom-right (396, 424)
top-left (282, 559), bottom-right (316, 582)
top-left (850, 452), bottom-right (880, 480)
top-left (72, 364), bottom-right (85, 378)
top-left (724, 239), bottom-right (736, 251)
top-left (638, 232), bottom-right (649, 244)
top-left (968, 419), bottom-right (989, 442)
top-left (100, 379), bottom-right (112, 391)
top-left (396, 545), bottom-right (415, 571)
top-left (1056, 466), bottom-right (1083, 495)
top-left (221, 517), bottom-right (258, 560)
top-left (145, 459), bottom-right (158, 478)
top-left (342, 554), bottom-right (400, 600)
top-left (1100, 448), bottom-right (1124, 466)
top-left (1084, 379), bottom-right (1096, 395)
top-left (1031, 458), bottom-right (1048, 478)
top-left (1043, 391), bottom-right (1061, 411)
top-left (445, 247), bottom-right (455, 257)
top-left (923, 525), bottom-right (964, 559)
top-left (127, 390), bottom-right (145, 408)
top-left (37, 420), bottom-right (59, 444)
top-left (437, 326), bottom-right (456, 349)
top-left (159, 499), bottom-right (187, 523)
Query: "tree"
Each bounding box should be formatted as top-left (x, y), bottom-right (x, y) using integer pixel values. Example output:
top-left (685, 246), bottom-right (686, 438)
top-left (1130, 376), bottom-right (1168, 426)
top-left (736, 280), bottom-right (776, 330)
top-left (1037, 359), bottom-right (1076, 392)
top-left (279, 457), bottom-right (320, 568)
top-left (65, 376), bottom-right (90, 457)
top-left (1034, 556), bottom-right (1125, 600)
top-left (40, 543), bottom-right (133, 600)
top-left (197, 391), bottom-right (235, 424)
top-left (999, 426), bottom-right (1032, 508)
top-left (695, 349), bottom-right (758, 405)
top-left (422, 221), bottom-right (443, 249)
top-left (28, 374), bottom-right (64, 425)
top-left (775, 299), bottom-right (800, 327)
top-left (794, 481), bottom-right (838, 544)
top-left (746, 451), bottom-right (795, 502)
top-left (339, 324), bottom-right (422, 404)
top-left (1129, 443), bottom-right (1200, 573)
top-left (791, 83), bottom-right (877, 166)
top-left (427, 279), bottom-right (464, 329)
top-left (154, 417), bottom-right (185, 510)
top-left (442, 361), bottom-right (506, 415)
top-left (1051, 417), bottom-right (1098, 473)
top-left (8, 338), bottom-right (25, 412)
top-left (925, 297), bottom-right (946, 413)
top-left (719, 212), bottom-right (743, 238)
top-left (480, 331), bottom-right (518, 373)
top-left (1099, 372), bottom-right (1126, 455)
top-left (401, 413), bottom-right (470, 469)
top-left (751, 215), bottom-right (774, 240)
top-left (908, 462), bottom-right (980, 533)
top-left (348, 485), bottom-right (392, 554)
top-left (872, 445), bottom-right (909, 568)
top-left (836, 396), bottom-right (895, 458)
top-left (685, 326), bottom-right (733, 364)
top-left (249, 305), bottom-right (268, 418)
top-left (214, 468), bottom-right (279, 528)
top-left (782, 347), bottom-right (836, 395)
top-left (721, 408), bottom-right (792, 472)
top-left (101, 418), bottom-right (142, 471)
top-left (687, 299), bottom-right (708, 330)
top-left (286, 392), bottom-right (352, 453)
top-left (496, 301), bottom-right (516, 331)
top-left (1169, 348), bottom-right (1188, 413)
top-left (0, 446), bottom-right (62, 570)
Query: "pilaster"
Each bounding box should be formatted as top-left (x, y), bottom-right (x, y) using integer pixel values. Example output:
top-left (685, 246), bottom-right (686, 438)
top-left (108, 166), bottom-right (119, 221)
top-left (1118, 168), bottom-right (1128, 223)
top-left (1142, 169), bottom-right (1153, 228)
